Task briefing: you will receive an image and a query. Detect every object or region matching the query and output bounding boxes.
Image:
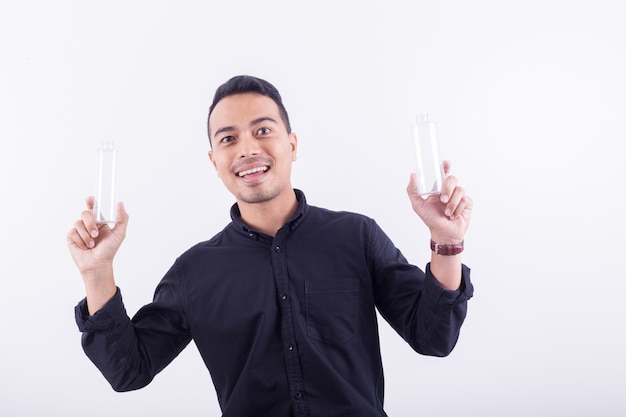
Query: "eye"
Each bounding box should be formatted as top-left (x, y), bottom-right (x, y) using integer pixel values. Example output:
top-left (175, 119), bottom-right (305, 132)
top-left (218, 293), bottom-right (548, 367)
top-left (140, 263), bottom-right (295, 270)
top-left (256, 127), bottom-right (271, 136)
top-left (219, 135), bottom-right (236, 144)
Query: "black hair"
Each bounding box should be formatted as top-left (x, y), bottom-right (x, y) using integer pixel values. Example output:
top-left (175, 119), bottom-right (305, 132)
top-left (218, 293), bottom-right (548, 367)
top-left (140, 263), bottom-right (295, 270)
top-left (207, 75), bottom-right (291, 144)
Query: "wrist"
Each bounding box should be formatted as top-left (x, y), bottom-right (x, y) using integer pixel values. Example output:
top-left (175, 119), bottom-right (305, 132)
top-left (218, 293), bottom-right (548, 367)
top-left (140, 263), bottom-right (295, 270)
top-left (84, 275), bottom-right (117, 316)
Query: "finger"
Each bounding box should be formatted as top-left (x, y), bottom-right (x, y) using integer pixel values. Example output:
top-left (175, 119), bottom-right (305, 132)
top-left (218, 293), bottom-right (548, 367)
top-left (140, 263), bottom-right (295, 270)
top-left (447, 196), bottom-right (471, 222)
top-left (445, 185), bottom-right (465, 219)
top-left (440, 174), bottom-right (457, 204)
top-left (454, 194), bottom-right (473, 219)
top-left (66, 227), bottom-right (86, 250)
top-left (442, 160), bottom-right (452, 177)
top-left (70, 219), bottom-right (95, 249)
top-left (85, 196), bottom-right (96, 210)
top-left (80, 207), bottom-right (99, 239)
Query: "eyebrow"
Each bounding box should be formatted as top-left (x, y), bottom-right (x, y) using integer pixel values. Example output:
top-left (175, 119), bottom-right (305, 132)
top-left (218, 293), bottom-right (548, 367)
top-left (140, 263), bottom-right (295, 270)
top-left (213, 117), bottom-right (279, 139)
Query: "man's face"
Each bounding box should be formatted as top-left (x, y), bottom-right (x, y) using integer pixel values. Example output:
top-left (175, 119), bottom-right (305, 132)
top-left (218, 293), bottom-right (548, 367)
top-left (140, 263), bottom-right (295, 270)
top-left (208, 93), bottom-right (298, 205)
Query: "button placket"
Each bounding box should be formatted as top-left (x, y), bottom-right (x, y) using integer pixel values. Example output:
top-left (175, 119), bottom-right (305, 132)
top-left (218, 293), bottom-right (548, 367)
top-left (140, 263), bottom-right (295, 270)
top-left (271, 232), bottom-right (307, 414)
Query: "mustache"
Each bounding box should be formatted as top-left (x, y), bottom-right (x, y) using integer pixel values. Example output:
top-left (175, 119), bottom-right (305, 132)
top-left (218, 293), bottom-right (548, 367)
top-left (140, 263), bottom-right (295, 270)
top-left (231, 156), bottom-right (274, 174)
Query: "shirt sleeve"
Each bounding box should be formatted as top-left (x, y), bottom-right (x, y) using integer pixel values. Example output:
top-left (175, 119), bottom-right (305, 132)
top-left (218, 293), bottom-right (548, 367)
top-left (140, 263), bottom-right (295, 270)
top-left (74, 262), bottom-right (192, 392)
top-left (368, 219), bottom-right (474, 357)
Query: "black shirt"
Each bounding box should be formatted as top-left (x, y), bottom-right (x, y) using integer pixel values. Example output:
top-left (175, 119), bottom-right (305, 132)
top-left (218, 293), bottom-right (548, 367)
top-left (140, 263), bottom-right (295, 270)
top-left (75, 189), bottom-right (473, 416)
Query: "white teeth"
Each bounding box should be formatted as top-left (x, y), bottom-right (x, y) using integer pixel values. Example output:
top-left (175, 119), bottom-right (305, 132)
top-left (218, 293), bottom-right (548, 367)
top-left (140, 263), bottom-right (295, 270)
top-left (238, 166), bottom-right (268, 177)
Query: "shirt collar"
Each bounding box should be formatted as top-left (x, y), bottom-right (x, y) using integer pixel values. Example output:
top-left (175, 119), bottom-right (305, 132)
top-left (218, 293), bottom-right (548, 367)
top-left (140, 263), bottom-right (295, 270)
top-left (229, 189), bottom-right (308, 239)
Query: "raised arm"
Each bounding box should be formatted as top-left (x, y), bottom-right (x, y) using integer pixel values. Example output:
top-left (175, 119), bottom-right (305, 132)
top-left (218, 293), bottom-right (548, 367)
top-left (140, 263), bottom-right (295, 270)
top-left (406, 160), bottom-right (472, 290)
top-left (66, 196), bottom-right (129, 314)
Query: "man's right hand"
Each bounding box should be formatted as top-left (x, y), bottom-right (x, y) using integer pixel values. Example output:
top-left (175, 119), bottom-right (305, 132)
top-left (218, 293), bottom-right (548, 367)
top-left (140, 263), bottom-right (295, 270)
top-left (67, 196), bottom-right (129, 314)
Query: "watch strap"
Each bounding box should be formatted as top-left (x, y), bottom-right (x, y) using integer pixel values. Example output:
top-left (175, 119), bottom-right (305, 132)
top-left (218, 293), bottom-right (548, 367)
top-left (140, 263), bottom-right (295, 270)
top-left (430, 239), bottom-right (464, 256)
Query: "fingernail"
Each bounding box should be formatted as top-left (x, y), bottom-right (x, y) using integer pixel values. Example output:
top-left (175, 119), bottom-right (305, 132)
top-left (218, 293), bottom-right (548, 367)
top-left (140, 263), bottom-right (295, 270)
top-left (88, 240), bottom-right (95, 248)
top-left (90, 230), bottom-right (98, 238)
top-left (445, 208), bottom-right (452, 217)
top-left (441, 194), bottom-right (449, 203)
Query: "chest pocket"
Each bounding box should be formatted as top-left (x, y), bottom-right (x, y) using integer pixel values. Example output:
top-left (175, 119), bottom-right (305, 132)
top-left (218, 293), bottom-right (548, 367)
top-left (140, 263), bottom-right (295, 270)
top-left (305, 276), bottom-right (360, 344)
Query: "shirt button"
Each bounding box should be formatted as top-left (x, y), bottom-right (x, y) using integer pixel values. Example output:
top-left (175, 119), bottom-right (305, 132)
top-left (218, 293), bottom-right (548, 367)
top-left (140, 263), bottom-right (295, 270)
top-left (287, 344), bottom-right (294, 351)
top-left (294, 391), bottom-right (303, 400)
top-left (274, 246), bottom-right (281, 253)
top-left (280, 293), bottom-right (287, 301)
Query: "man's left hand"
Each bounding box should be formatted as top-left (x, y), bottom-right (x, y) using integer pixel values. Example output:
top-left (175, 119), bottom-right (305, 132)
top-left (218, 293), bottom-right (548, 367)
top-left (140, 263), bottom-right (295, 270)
top-left (406, 160), bottom-right (472, 244)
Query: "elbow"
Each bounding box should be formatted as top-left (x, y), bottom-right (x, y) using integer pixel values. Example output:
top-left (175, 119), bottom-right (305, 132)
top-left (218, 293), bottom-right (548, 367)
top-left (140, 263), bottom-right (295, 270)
top-left (416, 345), bottom-right (457, 358)
top-left (428, 344), bottom-right (456, 358)
top-left (103, 369), bottom-right (154, 393)
top-left (410, 332), bottom-right (460, 357)
top-left (108, 377), bottom-right (153, 393)
top-left (111, 384), bottom-right (144, 393)
top-left (111, 384), bottom-right (134, 393)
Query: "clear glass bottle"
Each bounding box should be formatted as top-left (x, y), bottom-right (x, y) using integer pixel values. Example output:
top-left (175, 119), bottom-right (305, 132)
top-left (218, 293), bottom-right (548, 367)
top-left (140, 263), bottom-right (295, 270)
top-left (94, 142), bottom-right (118, 224)
top-left (412, 113), bottom-right (443, 197)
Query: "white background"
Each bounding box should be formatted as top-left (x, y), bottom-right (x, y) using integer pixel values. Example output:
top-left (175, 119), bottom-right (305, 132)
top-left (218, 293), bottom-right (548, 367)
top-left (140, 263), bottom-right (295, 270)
top-left (1, 1), bottom-right (624, 416)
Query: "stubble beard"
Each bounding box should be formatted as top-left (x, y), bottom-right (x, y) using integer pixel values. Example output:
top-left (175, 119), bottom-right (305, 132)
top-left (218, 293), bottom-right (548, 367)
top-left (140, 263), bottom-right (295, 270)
top-left (236, 185), bottom-right (278, 205)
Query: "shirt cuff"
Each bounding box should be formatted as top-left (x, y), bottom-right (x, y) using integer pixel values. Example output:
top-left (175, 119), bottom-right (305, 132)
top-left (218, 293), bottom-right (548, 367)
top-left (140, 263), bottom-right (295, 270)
top-left (75, 287), bottom-right (129, 332)
top-left (424, 263), bottom-right (474, 306)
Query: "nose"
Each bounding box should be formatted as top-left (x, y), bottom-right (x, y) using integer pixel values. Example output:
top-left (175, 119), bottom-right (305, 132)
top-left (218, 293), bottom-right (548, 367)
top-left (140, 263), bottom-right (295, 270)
top-left (237, 133), bottom-right (260, 158)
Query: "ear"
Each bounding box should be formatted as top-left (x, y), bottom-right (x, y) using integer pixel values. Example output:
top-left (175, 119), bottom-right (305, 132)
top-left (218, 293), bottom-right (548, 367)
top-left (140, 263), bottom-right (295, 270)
top-left (289, 133), bottom-right (298, 162)
top-left (208, 150), bottom-right (220, 176)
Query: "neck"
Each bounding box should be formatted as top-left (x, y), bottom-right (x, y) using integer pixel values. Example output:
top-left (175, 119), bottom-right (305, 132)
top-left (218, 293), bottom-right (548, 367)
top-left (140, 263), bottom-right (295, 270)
top-left (237, 189), bottom-right (298, 237)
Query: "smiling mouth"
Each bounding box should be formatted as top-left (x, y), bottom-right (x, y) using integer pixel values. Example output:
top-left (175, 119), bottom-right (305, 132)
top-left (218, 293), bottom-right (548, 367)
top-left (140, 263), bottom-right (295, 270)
top-left (237, 166), bottom-right (269, 177)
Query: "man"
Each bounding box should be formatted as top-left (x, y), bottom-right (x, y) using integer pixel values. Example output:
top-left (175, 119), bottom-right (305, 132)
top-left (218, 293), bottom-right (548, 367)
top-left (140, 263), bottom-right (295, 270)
top-left (67, 75), bottom-right (474, 417)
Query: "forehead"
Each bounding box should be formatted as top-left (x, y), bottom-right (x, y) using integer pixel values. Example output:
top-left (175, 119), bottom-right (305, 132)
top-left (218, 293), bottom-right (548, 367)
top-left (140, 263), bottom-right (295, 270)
top-left (209, 93), bottom-right (282, 134)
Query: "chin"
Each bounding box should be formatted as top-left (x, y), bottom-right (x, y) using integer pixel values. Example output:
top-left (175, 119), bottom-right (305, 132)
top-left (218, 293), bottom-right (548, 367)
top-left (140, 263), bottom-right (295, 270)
top-left (236, 187), bottom-right (278, 205)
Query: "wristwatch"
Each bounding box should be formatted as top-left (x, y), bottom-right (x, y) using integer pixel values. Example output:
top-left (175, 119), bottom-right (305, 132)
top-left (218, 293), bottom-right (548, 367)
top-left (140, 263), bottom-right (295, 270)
top-left (430, 239), bottom-right (464, 255)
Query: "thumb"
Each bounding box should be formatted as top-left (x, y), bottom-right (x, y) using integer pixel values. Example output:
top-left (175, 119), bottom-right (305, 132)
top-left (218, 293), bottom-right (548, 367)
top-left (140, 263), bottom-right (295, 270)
top-left (406, 173), bottom-right (425, 212)
top-left (112, 201), bottom-right (129, 237)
